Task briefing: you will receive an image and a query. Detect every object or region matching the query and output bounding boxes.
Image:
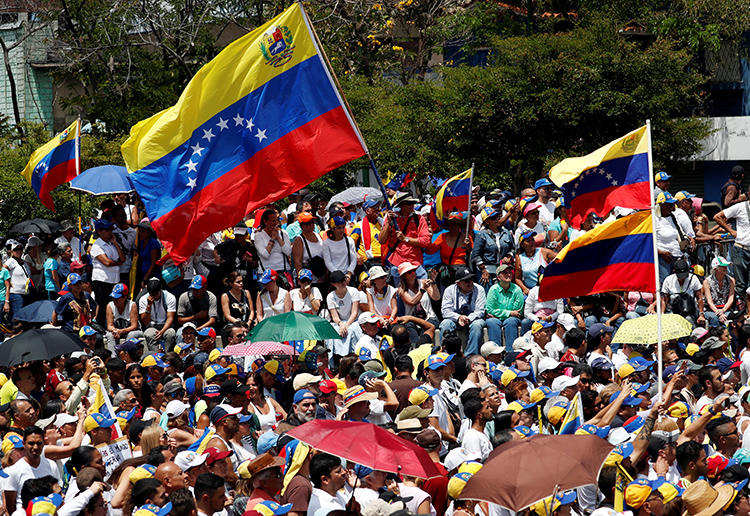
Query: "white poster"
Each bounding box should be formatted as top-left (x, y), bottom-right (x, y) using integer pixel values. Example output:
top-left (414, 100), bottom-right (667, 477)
top-left (96, 436), bottom-right (132, 479)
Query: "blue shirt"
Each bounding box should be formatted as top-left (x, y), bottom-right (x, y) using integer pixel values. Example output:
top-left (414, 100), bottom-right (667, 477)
top-left (43, 258), bottom-right (59, 292)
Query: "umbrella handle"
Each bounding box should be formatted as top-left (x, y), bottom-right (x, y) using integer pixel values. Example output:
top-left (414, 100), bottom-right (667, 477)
top-left (546, 484), bottom-right (559, 516)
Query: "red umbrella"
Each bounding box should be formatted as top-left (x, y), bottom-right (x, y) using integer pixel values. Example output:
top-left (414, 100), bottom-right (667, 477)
top-left (284, 420), bottom-right (441, 479)
top-left (221, 341), bottom-right (295, 356)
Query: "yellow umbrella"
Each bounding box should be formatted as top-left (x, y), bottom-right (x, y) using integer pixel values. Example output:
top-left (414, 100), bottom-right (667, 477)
top-left (611, 314), bottom-right (693, 346)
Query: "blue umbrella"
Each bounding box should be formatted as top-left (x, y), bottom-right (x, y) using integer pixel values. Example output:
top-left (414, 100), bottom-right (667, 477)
top-left (70, 165), bottom-right (133, 195)
top-left (13, 300), bottom-right (57, 323)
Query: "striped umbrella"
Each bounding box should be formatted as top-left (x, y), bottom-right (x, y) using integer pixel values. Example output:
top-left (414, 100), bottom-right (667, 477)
top-left (221, 341), bottom-right (295, 357)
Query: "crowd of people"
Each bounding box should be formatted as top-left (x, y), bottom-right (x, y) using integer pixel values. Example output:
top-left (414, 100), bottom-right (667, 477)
top-left (0, 168), bottom-right (748, 516)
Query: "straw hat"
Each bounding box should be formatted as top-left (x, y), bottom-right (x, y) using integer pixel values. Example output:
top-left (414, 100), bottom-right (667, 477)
top-left (681, 479), bottom-right (735, 516)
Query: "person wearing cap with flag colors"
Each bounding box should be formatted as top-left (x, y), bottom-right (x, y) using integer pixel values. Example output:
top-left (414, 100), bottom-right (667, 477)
top-left (177, 274), bottom-right (218, 330)
top-left (51, 273), bottom-right (97, 334)
top-left (105, 282), bottom-right (142, 352)
top-left (202, 404), bottom-right (241, 467)
top-left (139, 277), bottom-right (177, 351)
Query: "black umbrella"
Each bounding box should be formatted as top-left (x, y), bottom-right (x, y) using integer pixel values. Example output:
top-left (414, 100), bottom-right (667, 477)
top-left (0, 329), bottom-right (84, 367)
top-left (12, 300), bottom-right (57, 323)
top-left (10, 218), bottom-right (62, 234)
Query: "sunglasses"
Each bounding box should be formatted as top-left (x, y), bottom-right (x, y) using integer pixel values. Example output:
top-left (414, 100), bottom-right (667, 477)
top-left (167, 389), bottom-right (186, 399)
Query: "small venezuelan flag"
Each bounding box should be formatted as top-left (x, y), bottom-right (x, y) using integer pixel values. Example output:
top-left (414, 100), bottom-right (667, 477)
top-left (385, 172), bottom-right (414, 191)
top-left (538, 210), bottom-right (655, 301)
top-left (558, 392), bottom-right (584, 435)
top-left (187, 427), bottom-right (215, 453)
top-left (432, 169), bottom-right (471, 226)
top-left (549, 125), bottom-right (651, 228)
top-left (122, 3), bottom-right (366, 264)
top-left (21, 119), bottom-right (80, 211)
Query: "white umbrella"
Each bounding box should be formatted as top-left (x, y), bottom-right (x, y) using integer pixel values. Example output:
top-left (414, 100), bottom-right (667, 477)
top-left (326, 187), bottom-right (383, 208)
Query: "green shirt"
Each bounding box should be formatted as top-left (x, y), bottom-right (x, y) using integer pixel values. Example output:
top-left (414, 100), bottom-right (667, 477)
top-left (486, 282), bottom-right (524, 319)
top-left (0, 268), bottom-right (9, 302)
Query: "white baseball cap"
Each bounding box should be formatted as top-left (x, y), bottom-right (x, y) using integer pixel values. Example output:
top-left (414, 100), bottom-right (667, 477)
top-left (538, 357), bottom-right (562, 374)
top-left (175, 450), bottom-right (208, 472)
top-left (480, 341), bottom-right (504, 358)
top-left (358, 312), bottom-right (379, 325)
top-left (292, 373), bottom-right (322, 391)
top-left (557, 313), bottom-right (576, 331)
top-left (165, 400), bottom-right (190, 419)
top-left (443, 447), bottom-right (482, 472)
top-left (55, 413), bottom-right (79, 427)
top-left (551, 375), bottom-right (580, 392)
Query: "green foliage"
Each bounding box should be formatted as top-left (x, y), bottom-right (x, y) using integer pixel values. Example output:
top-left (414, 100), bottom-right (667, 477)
top-left (336, 18), bottom-right (709, 190)
top-left (0, 122), bottom-right (99, 233)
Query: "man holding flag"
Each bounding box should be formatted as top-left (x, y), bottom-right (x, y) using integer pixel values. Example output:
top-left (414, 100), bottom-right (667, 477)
top-left (379, 193), bottom-right (431, 284)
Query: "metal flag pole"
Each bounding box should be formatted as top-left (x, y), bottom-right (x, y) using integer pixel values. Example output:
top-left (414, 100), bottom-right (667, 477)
top-left (75, 117), bottom-right (83, 259)
top-left (646, 119), bottom-right (664, 397)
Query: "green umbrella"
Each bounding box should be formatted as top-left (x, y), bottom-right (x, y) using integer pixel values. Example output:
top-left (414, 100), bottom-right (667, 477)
top-left (248, 312), bottom-right (341, 342)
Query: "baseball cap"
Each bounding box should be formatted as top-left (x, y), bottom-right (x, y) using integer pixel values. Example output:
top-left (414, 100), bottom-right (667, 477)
top-left (409, 385), bottom-right (438, 406)
top-left (84, 413), bottom-right (116, 432)
top-left (575, 423), bottom-right (610, 439)
top-left (292, 373), bottom-right (323, 391)
top-left (523, 203), bottom-right (541, 217)
top-left (78, 325), bottom-right (96, 338)
top-left (589, 323), bottom-right (614, 338)
top-left (165, 400), bottom-right (190, 419)
top-left (358, 370), bottom-right (386, 387)
top-left (629, 356), bottom-right (654, 371)
top-left (500, 366), bottom-right (530, 387)
top-left (701, 336), bottom-right (724, 350)
top-left (66, 273), bottom-right (82, 285)
top-left (174, 450), bottom-right (208, 471)
top-left (203, 447), bottom-right (232, 465)
top-left (319, 379), bottom-right (337, 394)
top-left (208, 348), bottom-right (223, 363)
top-left (503, 349), bottom-right (529, 366)
top-left (655, 192), bottom-right (677, 204)
top-left (590, 357), bottom-right (613, 370)
top-left (357, 312), bottom-right (379, 325)
top-left (443, 448), bottom-right (482, 472)
top-left (297, 212), bottom-right (315, 223)
top-left (298, 269), bottom-right (313, 282)
top-left (531, 320), bottom-right (555, 334)
top-left (293, 389), bottom-right (317, 404)
top-left (426, 354), bottom-right (451, 370)
top-left (625, 478), bottom-right (666, 509)
top-left (712, 256), bottom-right (731, 268)
top-left (362, 198), bottom-right (380, 209)
top-left (716, 357), bottom-right (741, 374)
top-left (209, 404), bottom-right (241, 425)
top-left (506, 400), bottom-right (536, 413)
top-left (557, 313), bottom-right (576, 331)
top-left (550, 375), bottom-right (580, 392)
top-left (667, 401), bottom-right (691, 419)
top-left (447, 471), bottom-right (474, 500)
top-left (129, 464), bottom-right (157, 484)
top-left (205, 363), bottom-right (230, 381)
top-left (674, 190), bottom-right (695, 201)
top-left (189, 275), bottom-right (206, 289)
top-left (545, 398), bottom-right (569, 425)
top-left (537, 357), bottom-right (561, 374)
top-left (514, 425), bottom-right (538, 438)
top-left (654, 171), bottom-right (671, 182)
top-left (197, 327), bottom-right (216, 338)
top-left (453, 266), bottom-right (473, 282)
top-left (141, 353), bottom-right (168, 368)
top-left (534, 178), bottom-right (553, 189)
top-left (256, 431), bottom-right (280, 454)
top-left (530, 385), bottom-right (557, 404)
top-left (0, 434), bottom-right (22, 455)
top-left (110, 283), bottom-right (128, 299)
top-left (480, 341), bottom-right (504, 358)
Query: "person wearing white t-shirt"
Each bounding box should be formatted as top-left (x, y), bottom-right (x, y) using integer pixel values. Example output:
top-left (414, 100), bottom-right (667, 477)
top-left (533, 178), bottom-right (557, 228)
top-left (138, 278), bottom-right (177, 351)
top-left (715, 198), bottom-right (750, 300)
top-left (322, 217), bottom-right (357, 277)
top-left (326, 271), bottom-right (360, 356)
top-left (289, 269), bottom-right (322, 314)
top-left (4, 428), bottom-right (61, 512)
top-left (90, 219), bottom-right (125, 326)
top-left (459, 397), bottom-right (493, 460)
top-left (661, 260), bottom-right (703, 324)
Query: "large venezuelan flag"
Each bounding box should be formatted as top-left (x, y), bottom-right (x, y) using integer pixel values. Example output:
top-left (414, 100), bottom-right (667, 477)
top-left (432, 169), bottom-right (471, 226)
top-left (121, 4), bottom-right (366, 263)
top-left (549, 126), bottom-right (651, 228)
top-left (538, 210), bottom-right (655, 301)
top-left (21, 119), bottom-right (80, 211)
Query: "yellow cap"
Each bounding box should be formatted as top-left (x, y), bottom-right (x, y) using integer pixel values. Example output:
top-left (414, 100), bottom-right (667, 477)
top-left (208, 348), bottom-right (222, 363)
top-left (447, 471), bottom-right (473, 500)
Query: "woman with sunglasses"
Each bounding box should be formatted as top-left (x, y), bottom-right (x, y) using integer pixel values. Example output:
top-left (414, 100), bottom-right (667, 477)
top-left (246, 371), bottom-right (286, 433)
